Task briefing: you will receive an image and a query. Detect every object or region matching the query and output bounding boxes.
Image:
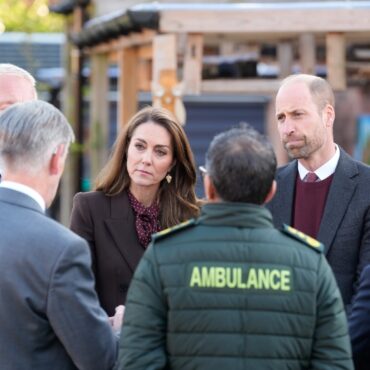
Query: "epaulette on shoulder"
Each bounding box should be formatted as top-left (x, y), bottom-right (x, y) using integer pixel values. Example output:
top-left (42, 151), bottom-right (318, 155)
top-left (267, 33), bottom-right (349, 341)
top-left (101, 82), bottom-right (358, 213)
top-left (152, 219), bottom-right (196, 242)
top-left (281, 224), bottom-right (324, 253)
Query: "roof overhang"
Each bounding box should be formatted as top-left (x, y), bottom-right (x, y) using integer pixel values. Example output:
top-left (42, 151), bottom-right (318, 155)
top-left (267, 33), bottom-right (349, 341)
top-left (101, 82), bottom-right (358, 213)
top-left (71, 7), bottom-right (159, 47)
top-left (49, 0), bottom-right (89, 15)
top-left (70, 2), bottom-right (370, 48)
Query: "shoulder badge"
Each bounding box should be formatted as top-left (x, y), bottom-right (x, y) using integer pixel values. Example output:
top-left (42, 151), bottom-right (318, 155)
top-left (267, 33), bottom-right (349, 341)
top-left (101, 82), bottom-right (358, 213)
top-left (282, 224), bottom-right (324, 253)
top-left (152, 219), bottom-right (196, 241)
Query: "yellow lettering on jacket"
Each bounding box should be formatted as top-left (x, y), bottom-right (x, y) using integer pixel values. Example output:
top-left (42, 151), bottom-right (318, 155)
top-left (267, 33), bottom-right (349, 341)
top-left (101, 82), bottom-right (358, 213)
top-left (189, 266), bottom-right (291, 292)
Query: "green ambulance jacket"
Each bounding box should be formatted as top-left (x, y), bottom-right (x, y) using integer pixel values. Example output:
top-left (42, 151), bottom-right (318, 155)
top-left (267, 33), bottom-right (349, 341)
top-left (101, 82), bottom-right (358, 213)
top-left (118, 202), bottom-right (353, 370)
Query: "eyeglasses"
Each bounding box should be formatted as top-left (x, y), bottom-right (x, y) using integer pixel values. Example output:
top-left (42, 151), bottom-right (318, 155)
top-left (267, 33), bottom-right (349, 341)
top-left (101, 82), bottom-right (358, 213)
top-left (198, 166), bottom-right (207, 176)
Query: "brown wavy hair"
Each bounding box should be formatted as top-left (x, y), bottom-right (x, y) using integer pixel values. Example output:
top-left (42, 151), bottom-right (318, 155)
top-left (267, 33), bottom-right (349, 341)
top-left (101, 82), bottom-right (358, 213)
top-left (94, 106), bottom-right (200, 228)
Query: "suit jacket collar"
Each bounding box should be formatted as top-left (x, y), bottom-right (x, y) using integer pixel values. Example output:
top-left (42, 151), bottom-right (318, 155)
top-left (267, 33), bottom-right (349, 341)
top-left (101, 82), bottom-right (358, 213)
top-left (318, 148), bottom-right (359, 254)
top-left (104, 190), bottom-right (144, 272)
top-left (274, 160), bottom-right (297, 227)
top-left (0, 187), bottom-right (44, 214)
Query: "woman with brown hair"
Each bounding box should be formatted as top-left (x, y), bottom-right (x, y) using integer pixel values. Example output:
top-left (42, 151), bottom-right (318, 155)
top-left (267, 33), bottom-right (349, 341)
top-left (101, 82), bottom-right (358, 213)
top-left (70, 106), bottom-right (199, 316)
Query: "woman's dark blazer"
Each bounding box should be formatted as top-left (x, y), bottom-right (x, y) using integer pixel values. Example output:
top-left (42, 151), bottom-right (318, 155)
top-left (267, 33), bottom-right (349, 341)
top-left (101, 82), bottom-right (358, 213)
top-left (70, 190), bottom-right (145, 316)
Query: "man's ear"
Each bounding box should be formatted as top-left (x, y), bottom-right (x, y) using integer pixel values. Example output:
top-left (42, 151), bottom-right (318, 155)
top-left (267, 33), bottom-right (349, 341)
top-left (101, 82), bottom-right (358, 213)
top-left (204, 175), bottom-right (219, 202)
top-left (324, 104), bottom-right (335, 128)
top-left (49, 144), bottom-right (65, 176)
top-left (263, 180), bottom-right (277, 204)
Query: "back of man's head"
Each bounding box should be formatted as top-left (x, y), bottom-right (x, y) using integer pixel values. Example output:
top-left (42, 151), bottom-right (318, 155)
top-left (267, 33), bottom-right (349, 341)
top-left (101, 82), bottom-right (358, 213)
top-left (205, 125), bottom-right (277, 204)
top-left (0, 100), bottom-right (74, 174)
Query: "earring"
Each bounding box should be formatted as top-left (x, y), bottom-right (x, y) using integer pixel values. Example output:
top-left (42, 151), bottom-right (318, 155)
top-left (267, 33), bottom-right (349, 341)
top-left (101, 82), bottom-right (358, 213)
top-left (166, 174), bottom-right (172, 184)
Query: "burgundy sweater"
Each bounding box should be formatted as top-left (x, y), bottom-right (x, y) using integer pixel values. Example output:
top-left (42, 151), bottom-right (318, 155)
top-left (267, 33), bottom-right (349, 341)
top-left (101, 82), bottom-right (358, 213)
top-left (293, 174), bottom-right (334, 238)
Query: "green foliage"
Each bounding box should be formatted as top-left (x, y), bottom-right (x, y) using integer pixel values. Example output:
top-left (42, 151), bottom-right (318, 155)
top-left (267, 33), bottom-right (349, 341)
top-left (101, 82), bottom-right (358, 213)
top-left (0, 0), bottom-right (64, 33)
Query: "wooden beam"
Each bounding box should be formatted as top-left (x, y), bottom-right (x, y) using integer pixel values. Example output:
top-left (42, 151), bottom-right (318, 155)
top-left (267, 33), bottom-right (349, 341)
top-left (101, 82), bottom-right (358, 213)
top-left (201, 79), bottom-right (282, 94)
top-left (183, 34), bottom-right (203, 94)
top-left (85, 39), bottom-right (117, 55)
top-left (89, 54), bottom-right (109, 180)
top-left (160, 8), bottom-right (370, 34)
top-left (326, 32), bottom-right (346, 91)
top-left (138, 44), bottom-right (152, 60)
top-left (299, 33), bottom-right (316, 75)
top-left (117, 47), bottom-right (139, 128)
top-left (277, 41), bottom-right (293, 78)
top-left (86, 30), bottom-right (156, 55)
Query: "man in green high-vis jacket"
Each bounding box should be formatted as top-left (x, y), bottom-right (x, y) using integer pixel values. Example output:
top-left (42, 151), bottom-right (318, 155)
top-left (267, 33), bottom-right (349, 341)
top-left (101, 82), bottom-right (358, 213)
top-left (117, 125), bottom-right (353, 370)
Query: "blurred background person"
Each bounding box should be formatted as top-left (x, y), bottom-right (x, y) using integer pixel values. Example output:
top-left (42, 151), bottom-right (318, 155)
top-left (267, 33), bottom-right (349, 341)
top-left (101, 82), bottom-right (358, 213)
top-left (0, 100), bottom-right (117, 370)
top-left (70, 106), bottom-right (199, 316)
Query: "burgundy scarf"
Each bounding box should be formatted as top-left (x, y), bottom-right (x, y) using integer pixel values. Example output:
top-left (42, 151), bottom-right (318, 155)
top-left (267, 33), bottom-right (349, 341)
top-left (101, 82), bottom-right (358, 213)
top-left (127, 190), bottom-right (161, 247)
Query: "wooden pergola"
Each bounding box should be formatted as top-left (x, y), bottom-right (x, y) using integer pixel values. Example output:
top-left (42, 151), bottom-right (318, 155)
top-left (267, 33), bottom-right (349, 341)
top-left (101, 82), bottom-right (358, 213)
top-left (54, 1), bottom-right (370, 223)
top-left (72, 2), bottom-right (370, 123)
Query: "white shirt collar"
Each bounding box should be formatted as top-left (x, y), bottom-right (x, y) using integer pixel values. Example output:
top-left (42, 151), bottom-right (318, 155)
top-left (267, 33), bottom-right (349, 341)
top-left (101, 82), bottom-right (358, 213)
top-left (298, 144), bottom-right (340, 181)
top-left (0, 181), bottom-right (46, 212)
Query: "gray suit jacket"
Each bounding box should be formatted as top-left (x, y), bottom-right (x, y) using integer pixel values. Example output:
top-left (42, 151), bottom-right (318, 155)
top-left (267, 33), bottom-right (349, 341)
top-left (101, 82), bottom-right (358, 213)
top-left (267, 148), bottom-right (370, 306)
top-left (0, 188), bottom-right (117, 370)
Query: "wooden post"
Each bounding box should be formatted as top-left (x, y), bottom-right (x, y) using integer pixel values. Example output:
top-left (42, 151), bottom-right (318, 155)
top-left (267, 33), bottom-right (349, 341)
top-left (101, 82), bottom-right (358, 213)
top-left (152, 34), bottom-right (187, 124)
top-left (183, 34), bottom-right (203, 95)
top-left (152, 34), bottom-right (184, 119)
top-left (326, 32), bottom-right (346, 90)
top-left (152, 34), bottom-right (177, 84)
top-left (137, 44), bottom-right (152, 91)
top-left (117, 46), bottom-right (139, 128)
top-left (89, 53), bottom-right (109, 180)
top-left (299, 33), bottom-right (316, 75)
top-left (59, 6), bottom-right (84, 226)
top-left (278, 41), bottom-right (293, 78)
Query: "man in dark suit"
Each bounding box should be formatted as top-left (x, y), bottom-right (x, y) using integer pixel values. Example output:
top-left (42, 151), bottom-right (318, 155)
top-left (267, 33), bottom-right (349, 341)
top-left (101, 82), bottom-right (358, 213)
top-left (267, 74), bottom-right (370, 309)
top-left (0, 101), bottom-right (117, 369)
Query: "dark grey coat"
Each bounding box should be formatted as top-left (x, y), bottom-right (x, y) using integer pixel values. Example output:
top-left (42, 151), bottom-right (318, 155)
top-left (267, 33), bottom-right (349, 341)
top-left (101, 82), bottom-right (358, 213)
top-left (0, 188), bottom-right (117, 370)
